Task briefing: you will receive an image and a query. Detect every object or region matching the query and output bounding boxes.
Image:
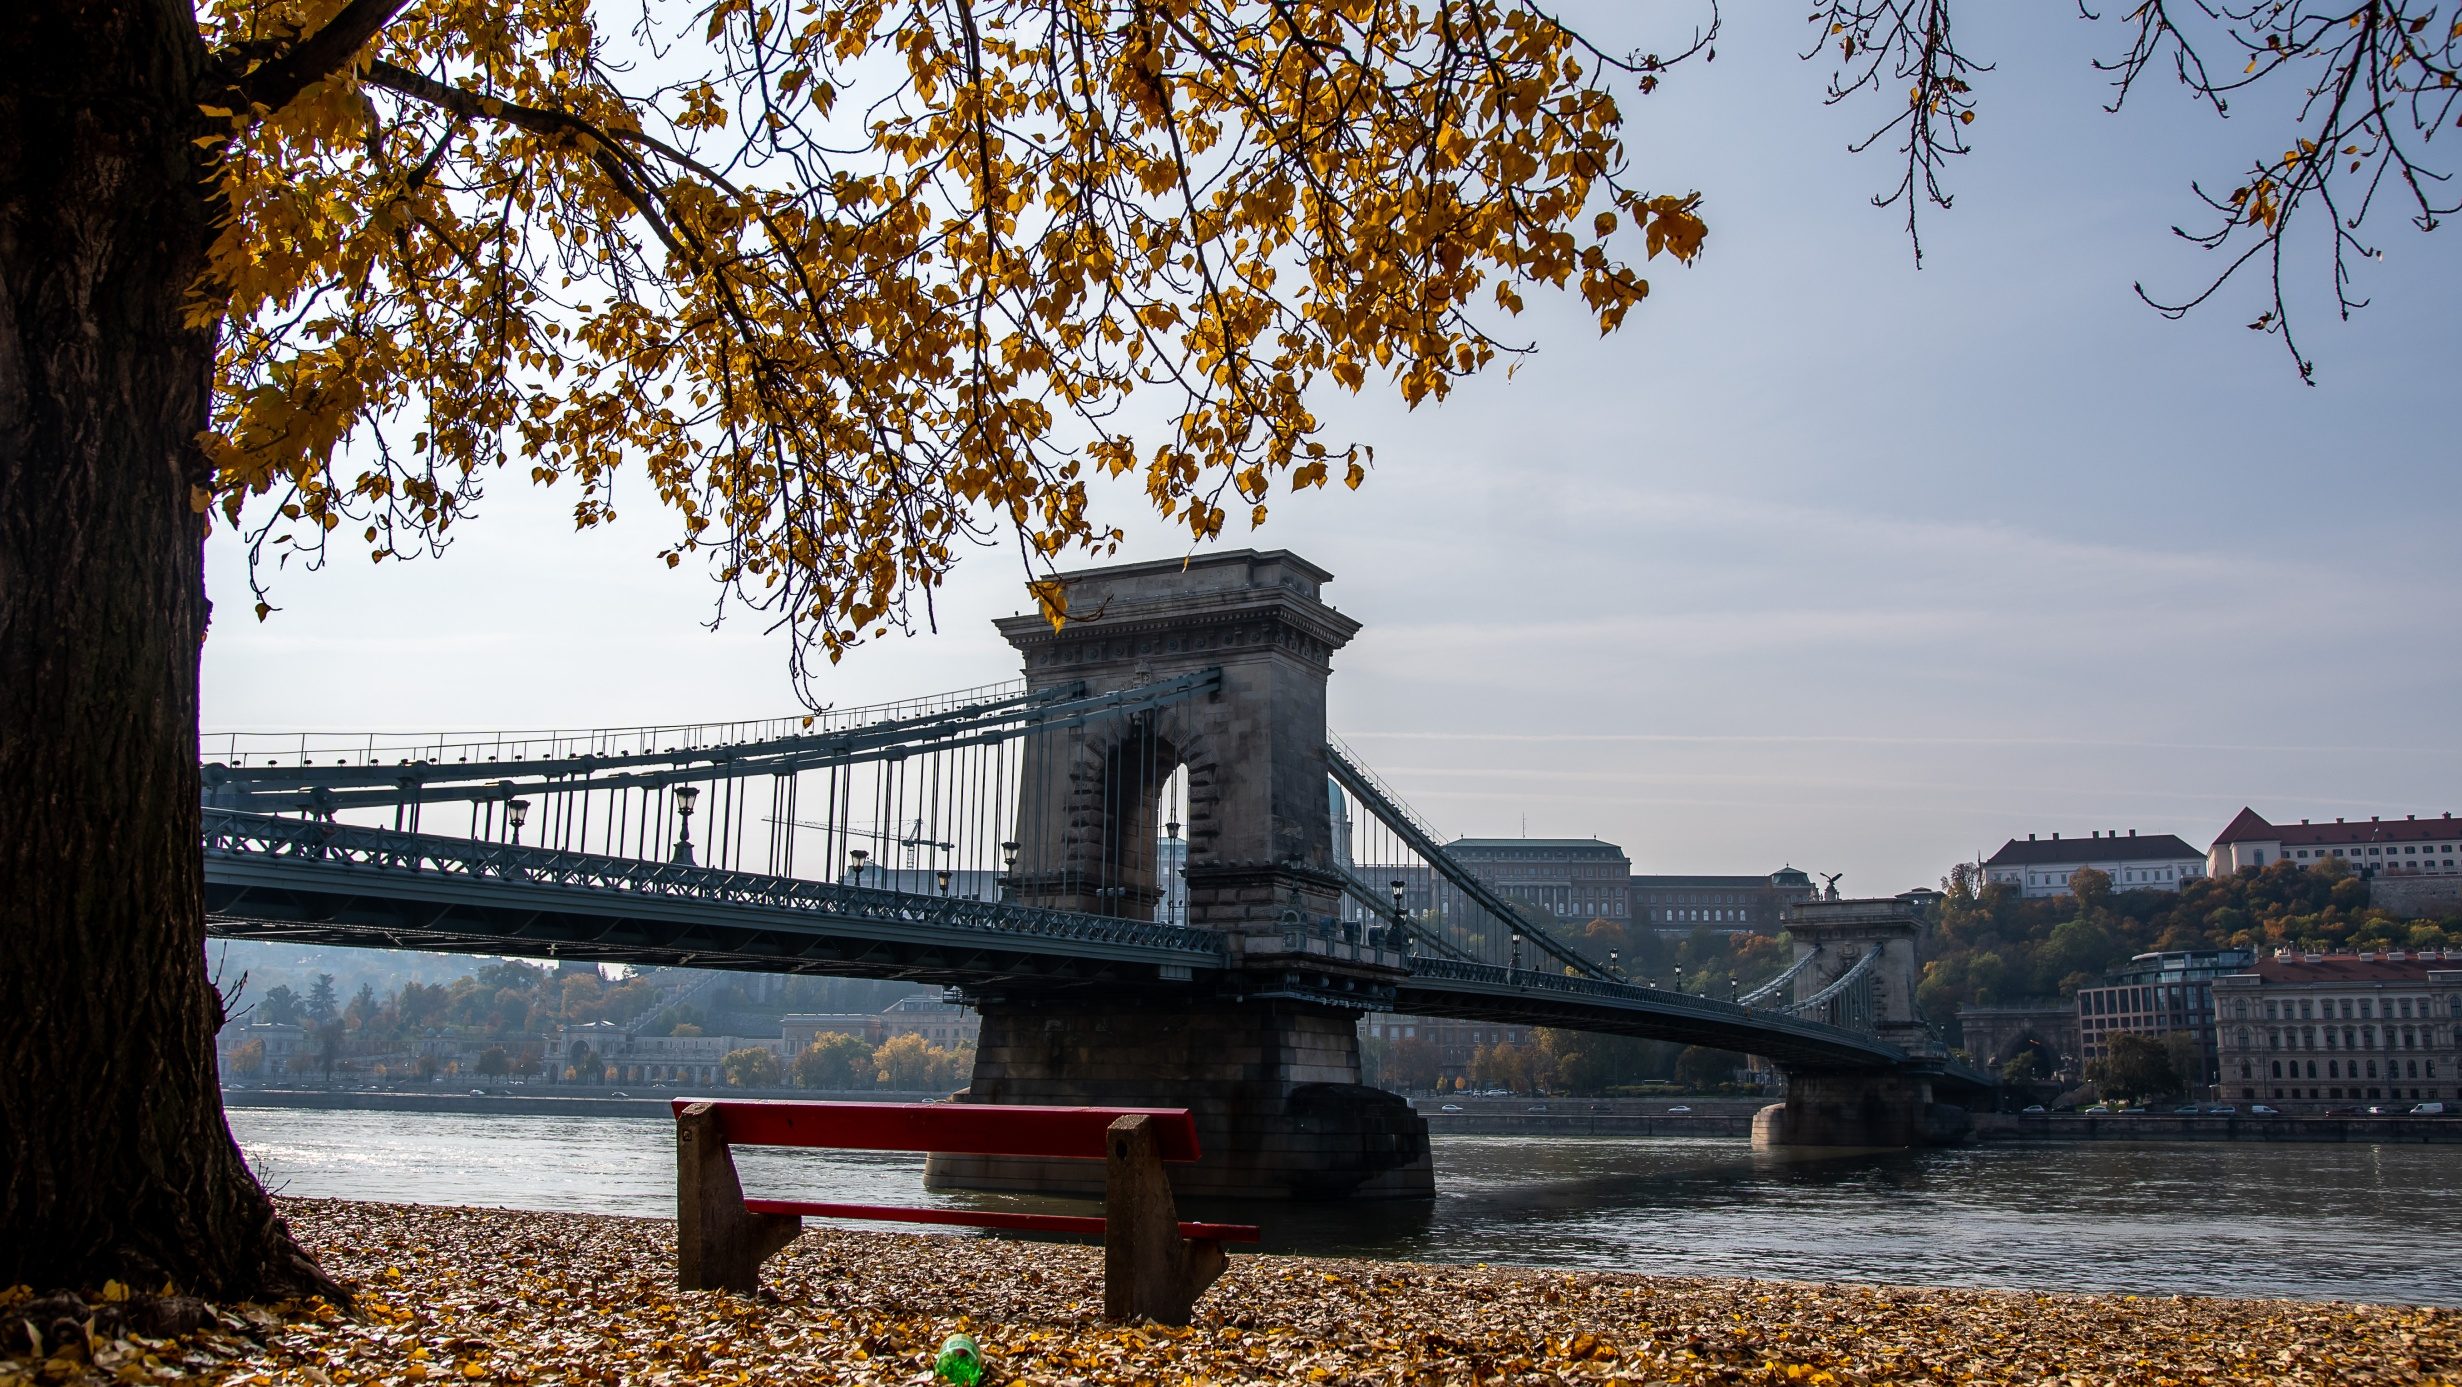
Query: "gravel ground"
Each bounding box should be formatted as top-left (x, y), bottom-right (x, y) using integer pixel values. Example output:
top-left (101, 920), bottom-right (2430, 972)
top-left (5, 1198), bottom-right (2455, 1386)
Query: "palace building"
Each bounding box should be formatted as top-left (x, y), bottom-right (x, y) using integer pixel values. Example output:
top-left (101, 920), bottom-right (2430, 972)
top-left (2208, 807), bottom-right (2462, 878)
top-left (1980, 830), bottom-right (2206, 898)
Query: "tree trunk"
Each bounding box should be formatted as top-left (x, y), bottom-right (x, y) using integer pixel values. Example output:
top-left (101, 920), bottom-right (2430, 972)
top-left (0, 0), bottom-right (332, 1299)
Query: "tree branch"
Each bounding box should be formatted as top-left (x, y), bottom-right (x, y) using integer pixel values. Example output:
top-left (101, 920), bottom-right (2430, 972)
top-left (214, 0), bottom-right (420, 114)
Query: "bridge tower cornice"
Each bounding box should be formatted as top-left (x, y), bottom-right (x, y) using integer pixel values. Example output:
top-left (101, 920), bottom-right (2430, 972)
top-left (994, 549), bottom-right (1362, 681)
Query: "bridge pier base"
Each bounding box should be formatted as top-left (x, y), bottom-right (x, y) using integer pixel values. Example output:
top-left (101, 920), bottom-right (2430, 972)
top-left (1751, 1070), bottom-right (1971, 1150)
top-left (926, 995), bottom-right (1433, 1201)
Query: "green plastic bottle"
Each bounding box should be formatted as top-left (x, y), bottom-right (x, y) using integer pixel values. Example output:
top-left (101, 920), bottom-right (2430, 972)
top-left (934, 1332), bottom-right (984, 1387)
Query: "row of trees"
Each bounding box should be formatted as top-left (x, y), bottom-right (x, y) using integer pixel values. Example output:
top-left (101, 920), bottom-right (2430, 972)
top-left (710, 1034), bottom-right (974, 1093)
top-left (1364, 1028), bottom-right (1747, 1096)
top-left (1919, 859), bottom-right (2462, 1024)
top-left (2083, 1033), bottom-right (2207, 1106)
top-left (245, 963), bottom-right (666, 1046)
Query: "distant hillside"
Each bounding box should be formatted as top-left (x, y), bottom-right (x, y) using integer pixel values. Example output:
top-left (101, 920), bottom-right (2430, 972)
top-left (1918, 859), bottom-right (2462, 1024)
top-left (211, 940), bottom-right (501, 1014)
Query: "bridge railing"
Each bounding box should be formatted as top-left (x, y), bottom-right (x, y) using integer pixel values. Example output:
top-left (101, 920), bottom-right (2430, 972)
top-left (1405, 956), bottom-right (1765, 1020)
top-left (201, 679), bottom-right (1037, 770)
top-left (202, 810), bottom-right (1231, 958)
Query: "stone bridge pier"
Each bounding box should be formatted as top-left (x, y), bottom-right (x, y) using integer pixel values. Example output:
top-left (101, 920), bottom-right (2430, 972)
top-left (925, 551), bottom-right (1433, 1202)
top-left (1752, 895), bottom-right (1974, 1150)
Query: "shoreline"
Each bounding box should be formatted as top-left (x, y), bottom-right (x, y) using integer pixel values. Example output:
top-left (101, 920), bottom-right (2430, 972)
top-left (27, 1199), bottom-right (2450, 1387)
top-left (226, 1087), bottom-right (2462, 1145)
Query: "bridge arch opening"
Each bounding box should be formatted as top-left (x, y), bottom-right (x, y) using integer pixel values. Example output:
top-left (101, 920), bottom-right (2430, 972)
top-left (1083, 716), bottom-right (1206, 920)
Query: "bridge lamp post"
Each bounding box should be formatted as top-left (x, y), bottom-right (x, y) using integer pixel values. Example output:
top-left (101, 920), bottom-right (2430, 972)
top-left (848, 847), bottom-right (869, 886)
top-left (506, 797), bottom-right (531, 847)
top-left (1728, 973), bottom-right (1739, 1006)
top-left (1389, 879), bottom-right (1408, 951)
top-left (1167, 820), bottom-right (1184, 923)
top-left (1607, 947), bottom-right (1620, 980)
top-left (1509, 931), bottom-right (1522, 974)
top-left (670, 785), bottom-right (700, 865)
top-left (936, 869), bottom-right (951, 898)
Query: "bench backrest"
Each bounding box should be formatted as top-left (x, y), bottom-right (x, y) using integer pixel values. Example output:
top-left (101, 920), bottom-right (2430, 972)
top-left (672, 1098), bottom-right (1203, 1162)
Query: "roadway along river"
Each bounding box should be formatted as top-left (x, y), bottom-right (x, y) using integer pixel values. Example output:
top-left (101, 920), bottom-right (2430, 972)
top-left (227, 1106), bottom-right (2461, 1307)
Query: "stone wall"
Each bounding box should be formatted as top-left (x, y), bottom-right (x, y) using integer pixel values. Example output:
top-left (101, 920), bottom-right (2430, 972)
top-left (2368, 874), bottom-right (2462, 919)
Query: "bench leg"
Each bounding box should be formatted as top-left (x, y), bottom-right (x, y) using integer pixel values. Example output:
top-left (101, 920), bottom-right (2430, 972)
top-left (1102, 1114), bottom-right (1228, 1325)
top-left (677, 1102), bottom-right (801, 1293)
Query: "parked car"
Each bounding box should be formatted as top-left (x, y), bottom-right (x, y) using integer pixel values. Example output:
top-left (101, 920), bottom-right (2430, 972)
top-left (2363, 1104), bottom-right (2406, 1115)
top-left (1438, 1103), bottom-right (1464, 1113)
top-left (1664, 1104), bottom-right (1693, 1114)
top-left (2171, 1105), bottom-right (2202, 1115)
top-left (609, 1090), bottom-right (629, 1098)
top-left (2248, 1104), bottom-right (2282, 1116)
top-left (2205, 1105), bottom-right (2237, 1115)
top-left (2019, 1105), bottom-right (2048, 1114)
top-left (2083, 1104), bottom-right (2114, 1114)
top-left (1526, 1104), bottom-right (1550, 1113)
top-left (2411, 1102), bottom-right (2448, 1116)
top-left (468, 1088), bottom-right (487, 1097)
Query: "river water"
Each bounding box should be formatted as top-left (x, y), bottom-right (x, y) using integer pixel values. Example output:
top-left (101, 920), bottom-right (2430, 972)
top-left (227, 1107), bottom-right (2462, 1307)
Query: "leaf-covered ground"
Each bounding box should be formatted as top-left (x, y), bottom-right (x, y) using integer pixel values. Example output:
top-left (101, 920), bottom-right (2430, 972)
top-left (5, 1198), bottom-right (2455, 1386)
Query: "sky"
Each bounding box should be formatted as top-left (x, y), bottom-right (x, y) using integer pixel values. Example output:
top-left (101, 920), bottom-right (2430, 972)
top-left (201, 5), bottom-right (2462, 895)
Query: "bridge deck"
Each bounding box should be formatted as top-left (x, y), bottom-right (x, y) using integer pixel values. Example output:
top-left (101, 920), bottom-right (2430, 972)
top-left (204, 812), bottom-right (1909, 1068)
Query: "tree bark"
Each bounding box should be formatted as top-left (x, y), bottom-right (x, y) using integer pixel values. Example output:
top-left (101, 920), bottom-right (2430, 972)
top-left (0, 0), bottom-right (333, 1299)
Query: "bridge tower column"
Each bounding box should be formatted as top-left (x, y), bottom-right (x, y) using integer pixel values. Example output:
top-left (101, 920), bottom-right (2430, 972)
top-left (927, 550), bottom-right (1433, 1201)
top-left (1751, 895), bottom-right (1973, 1149)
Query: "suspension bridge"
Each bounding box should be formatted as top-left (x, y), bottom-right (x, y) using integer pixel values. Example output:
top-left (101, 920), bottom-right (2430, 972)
top-left (200, 550), bottom-right (1985, 1197)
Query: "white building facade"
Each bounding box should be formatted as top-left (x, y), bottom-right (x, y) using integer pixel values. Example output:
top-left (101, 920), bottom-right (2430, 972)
top-left (2208, 807), bottom-right (2462, 878)
top-left (1981, 830), bottom-right (2207, 898)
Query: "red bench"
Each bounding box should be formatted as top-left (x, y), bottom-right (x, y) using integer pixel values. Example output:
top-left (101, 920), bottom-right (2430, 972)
top-left (672, 1098), bottom-right (1259, 1323)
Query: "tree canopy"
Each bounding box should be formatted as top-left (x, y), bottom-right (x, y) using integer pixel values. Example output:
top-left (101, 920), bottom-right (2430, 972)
top-left (198, 0), bottom-right (1707, 672)
top-left (194, 2), bottom-right (2459, 655)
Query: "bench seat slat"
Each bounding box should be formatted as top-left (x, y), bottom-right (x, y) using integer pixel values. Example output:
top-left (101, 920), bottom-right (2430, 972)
top-left (675, 1098), bottom-right (1203, 1162)
top-left (741, 1198), bottom-right (1260, 1243)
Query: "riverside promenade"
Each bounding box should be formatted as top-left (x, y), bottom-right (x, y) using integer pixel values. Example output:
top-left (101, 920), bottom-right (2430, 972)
top-left (17, 1199), bottom-right (2450, 1387)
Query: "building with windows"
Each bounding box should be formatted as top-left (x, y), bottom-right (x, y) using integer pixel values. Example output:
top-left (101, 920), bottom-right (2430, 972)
top-left (2211, 950), bottom-right (2462, 1109)
top-left (2073, 948), bottom-right (2252, 1091)
top-left (779, 993), bottom-right (979, 1057)
top-left (1627, 867), bottom-right (1817, 935)
top-left (551, 1024), bottom-right (783, 1088)
top-left (2208, 808), bottom-right (2462, 878)
top-left (1980, 830), bottom-right (2205, 898)
top-left (1359, 1013), bottom-right (1534, 1089)
top-left (1442, 838), bottom-right (1633, 925)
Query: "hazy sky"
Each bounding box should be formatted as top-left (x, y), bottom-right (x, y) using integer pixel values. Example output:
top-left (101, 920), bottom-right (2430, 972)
top-left (201, 6), bottom-right (2462, 894)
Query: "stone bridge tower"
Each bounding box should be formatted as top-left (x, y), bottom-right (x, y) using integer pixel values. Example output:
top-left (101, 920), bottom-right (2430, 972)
top-left (1753, 894), bottom-right (1971, 1149)
top-left (926, 551), bottom-right (1433, 1201)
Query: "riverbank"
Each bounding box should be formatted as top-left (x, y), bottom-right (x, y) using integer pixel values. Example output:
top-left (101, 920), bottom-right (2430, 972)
top-left (1976, 1111), bottom-right (2462, 1143)
top-left (19, 1200), bottom-right (2451, 1387)
top-left (222, 1086), bottom-right (951, 1120)
top-left (1409, 1095), bottom-right (1763, 1138)
top-left (222, 1087), bottom-right (1772, 1137)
